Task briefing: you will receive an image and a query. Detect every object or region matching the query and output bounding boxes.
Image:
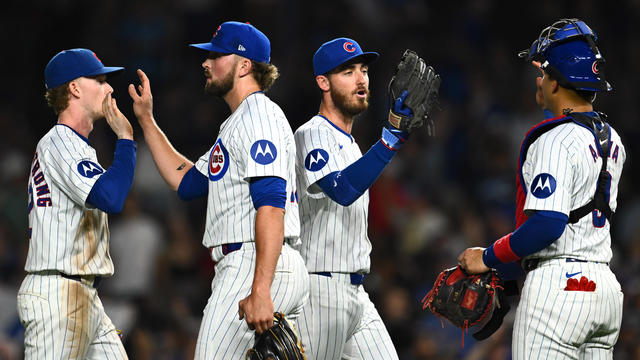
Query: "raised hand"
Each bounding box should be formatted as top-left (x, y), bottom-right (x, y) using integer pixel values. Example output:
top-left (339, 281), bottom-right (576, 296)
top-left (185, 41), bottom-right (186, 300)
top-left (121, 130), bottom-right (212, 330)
top-left (102, 93), bottom-right (133, 140)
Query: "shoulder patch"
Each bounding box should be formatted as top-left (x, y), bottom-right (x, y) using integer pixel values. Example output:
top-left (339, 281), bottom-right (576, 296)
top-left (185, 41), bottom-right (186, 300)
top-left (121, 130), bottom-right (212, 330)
top-left (530, 173), bottom-right (556, 199)
top-left (77, 160), bottom-right (104, 178)
top-left (305, 149), bottom-right (329, 172)
top-left (209, 139), bottom-right (229, 181)
top-left (250, 139), bottom-right (277, 165)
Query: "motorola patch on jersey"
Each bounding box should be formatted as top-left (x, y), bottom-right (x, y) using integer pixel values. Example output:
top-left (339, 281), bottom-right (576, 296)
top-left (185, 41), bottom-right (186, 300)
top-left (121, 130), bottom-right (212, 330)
top-left (77, 160), bottom-right (104, 178)
top-left (305, 149), bottom-right (329, 172)
top-left (531, 173), bottom-right (556, 199)
top-left (250, 139), bottom-right (277, 165)
top-left (209, 139), bottom-right (229, 181)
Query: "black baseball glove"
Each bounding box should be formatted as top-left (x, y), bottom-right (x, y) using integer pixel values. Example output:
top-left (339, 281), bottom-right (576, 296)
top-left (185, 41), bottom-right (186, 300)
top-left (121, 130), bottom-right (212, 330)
top-left (388, 49), bottom-right (441, 135)
top-left (421, 266), bottom-right (510, 344)
top-left (246, 312), bottom-right (306, 360)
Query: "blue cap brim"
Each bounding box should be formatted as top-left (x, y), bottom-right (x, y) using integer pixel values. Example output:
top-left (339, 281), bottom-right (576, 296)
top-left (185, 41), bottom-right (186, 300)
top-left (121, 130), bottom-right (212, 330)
top-left (87, 66), bottom-right (124, 77)
top-left (189, 43), bottom-right (230, 54)
top-left (316, 51), bottom-right (379, 77)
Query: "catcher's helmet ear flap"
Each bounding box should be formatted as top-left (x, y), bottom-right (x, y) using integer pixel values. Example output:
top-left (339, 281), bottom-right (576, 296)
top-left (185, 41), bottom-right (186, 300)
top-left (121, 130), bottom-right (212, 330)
top-left (518, 18), bottom-right (611, 92)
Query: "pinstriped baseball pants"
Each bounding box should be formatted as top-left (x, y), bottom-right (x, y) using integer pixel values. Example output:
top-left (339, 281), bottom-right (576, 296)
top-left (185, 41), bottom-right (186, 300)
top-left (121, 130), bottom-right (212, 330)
top-left (17, 273), bottom-right (127, 360)
top-left (513, 260), bottom-right (623, 359)
top-left (297, 273), bottom-right (398, 360)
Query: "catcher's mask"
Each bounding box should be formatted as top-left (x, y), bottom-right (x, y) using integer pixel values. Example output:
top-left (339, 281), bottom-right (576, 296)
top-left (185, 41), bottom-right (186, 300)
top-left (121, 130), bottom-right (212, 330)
top-left (518, 18), bottom-right (611, 93)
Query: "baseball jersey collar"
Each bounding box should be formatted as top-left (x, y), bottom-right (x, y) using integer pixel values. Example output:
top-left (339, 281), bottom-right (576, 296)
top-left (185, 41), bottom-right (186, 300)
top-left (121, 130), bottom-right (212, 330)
top-left (317, 114), bottom-right (353, 143)
top-left (56, 123), bottom-right (90, 145)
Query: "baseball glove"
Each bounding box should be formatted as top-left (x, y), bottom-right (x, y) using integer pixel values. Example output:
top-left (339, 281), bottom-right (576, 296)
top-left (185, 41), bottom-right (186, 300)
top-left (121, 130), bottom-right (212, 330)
top-left (421, 266), bottom-right (510, 345)
top-left (388, 49), bottom-right (441, 135)
top-left (246, 312), bottom-right (306, 360)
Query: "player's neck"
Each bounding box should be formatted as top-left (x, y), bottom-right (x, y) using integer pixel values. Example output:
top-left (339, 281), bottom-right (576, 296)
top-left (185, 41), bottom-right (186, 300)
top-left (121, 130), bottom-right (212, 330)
top-left (318, 102), bottom-right (355, 134)
top-left (57, 107), bottom-right (94, 138)
top-left (224, 79), bottom-right (262, 113)
top-left (550, 101), bottom-right (593, 117)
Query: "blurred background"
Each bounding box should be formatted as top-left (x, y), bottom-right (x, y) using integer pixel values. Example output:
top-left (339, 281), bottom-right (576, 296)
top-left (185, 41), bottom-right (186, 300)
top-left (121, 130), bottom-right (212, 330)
top-left (0, 0), bottom-right (638, 359)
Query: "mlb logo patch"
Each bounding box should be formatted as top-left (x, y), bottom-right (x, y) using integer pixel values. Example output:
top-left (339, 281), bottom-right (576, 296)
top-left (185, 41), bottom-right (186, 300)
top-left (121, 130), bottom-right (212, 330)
top-left (77, 160), bottom-right (104, 178)
top-left (209, 139), bottom-right (229, 181)
top-left (531, 173), bottom-right (556, 199)
top-left (305, 149), bottom-right (329, 172)
top-left (250, 140), bottom-right (277, 165)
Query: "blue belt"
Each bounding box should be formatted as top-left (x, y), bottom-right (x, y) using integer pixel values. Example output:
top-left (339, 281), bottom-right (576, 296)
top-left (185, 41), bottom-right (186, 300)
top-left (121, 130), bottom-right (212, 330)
top-left (523, 257), bottom-right (608, 272)
top-left (221, 242), bottom-right (243, 255)
top-left (311, 272), bottom-right (365, 285)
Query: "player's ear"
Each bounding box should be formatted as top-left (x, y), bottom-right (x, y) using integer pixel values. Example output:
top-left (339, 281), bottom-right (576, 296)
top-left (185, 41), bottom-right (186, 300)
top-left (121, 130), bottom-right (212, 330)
top-left (68, 80), bottom-right (81, 98)
top-left (237, 57), bottom-right (252, 78)
top-left (316, 75), bottom-right (330, 92)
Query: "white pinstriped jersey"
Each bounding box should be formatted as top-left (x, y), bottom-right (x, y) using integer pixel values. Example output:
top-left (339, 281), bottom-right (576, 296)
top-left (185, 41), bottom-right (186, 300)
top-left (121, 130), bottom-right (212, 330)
top-left (193, 92), bottom-right (300, 251)
top-left (522, 122), bottom-right (625, 263)
top-left (294, 115), bottom-right (371, 273)
top-left (25, 124), bottom-right (113, 276)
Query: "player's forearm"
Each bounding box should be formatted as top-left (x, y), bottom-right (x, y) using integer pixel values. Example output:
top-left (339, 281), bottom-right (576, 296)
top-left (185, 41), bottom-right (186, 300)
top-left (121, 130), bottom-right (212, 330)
top-left (252, 206), bottom-right (285, 295)
top-left (139, 117), bottom-right (193, 191)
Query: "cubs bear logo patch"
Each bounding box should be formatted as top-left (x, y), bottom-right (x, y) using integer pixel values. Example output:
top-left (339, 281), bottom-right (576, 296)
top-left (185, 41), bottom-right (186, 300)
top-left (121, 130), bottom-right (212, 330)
top-left (209, 139), bottom-right (229, 181)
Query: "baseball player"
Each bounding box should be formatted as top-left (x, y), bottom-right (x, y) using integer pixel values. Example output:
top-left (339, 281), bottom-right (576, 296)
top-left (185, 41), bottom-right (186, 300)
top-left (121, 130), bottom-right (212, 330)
top-left (17, 48), bottom-right (135, 359)
top-left (293, 38), bottom-right (418, 360)
top-left (458, 19), bottom-right (625, 359)
top-left (127, 21), bottom-right (308, 359)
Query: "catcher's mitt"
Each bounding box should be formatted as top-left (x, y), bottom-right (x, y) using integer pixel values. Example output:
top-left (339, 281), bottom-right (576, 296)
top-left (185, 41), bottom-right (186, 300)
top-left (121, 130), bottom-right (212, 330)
top-left (421, 267), bottom-right (510, 345)
top-left (246, 312), bottom-right (306, 360)
top-left (388, 49), bottom-right (441, 135)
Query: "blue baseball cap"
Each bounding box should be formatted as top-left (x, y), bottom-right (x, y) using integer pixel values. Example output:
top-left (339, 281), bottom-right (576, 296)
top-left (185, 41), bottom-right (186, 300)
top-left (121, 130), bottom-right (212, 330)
top-left (189, 21), bottom-right (271, 63)
top-left (313, 38), bottom-right (379, 77)
top-left (45, 48), bottom-right (124, 89)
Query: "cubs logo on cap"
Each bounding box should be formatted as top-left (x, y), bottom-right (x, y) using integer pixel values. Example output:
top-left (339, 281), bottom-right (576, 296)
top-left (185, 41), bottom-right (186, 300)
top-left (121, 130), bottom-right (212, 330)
top-left (531, 173), bottom-right (556, 199)
top-left (209, 139), bottom-right (229, 181)
top-left (250, 139), bottom-right (277, 165)
top-left (313, 37), bottom-right (379, 77)
top-left (305, 149), bottom-right (329, 172)
top-left (77, 160), bottom-right (104, 178)
top-left (189, 21), bottom-right (271, 63)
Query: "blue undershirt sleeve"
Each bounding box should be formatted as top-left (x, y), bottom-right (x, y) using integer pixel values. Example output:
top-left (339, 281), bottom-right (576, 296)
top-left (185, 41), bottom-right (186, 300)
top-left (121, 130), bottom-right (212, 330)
top-left (316, 140), bottom-right (396, 206)
top-left (87, 139), bottom-right (136, 214)
top-left (483, 210), bottom-right (568, 267)
top-left (249, 176), bottom-right (286, 210)
top-left (177, 166), bottom-right (209, 200)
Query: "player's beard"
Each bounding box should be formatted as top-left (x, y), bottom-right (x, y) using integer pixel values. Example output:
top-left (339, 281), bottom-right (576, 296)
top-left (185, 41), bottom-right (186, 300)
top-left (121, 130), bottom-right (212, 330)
top-left (330, 85), bottom-right (369, 117)
top-left (204, 66), bottom-right (236, 97)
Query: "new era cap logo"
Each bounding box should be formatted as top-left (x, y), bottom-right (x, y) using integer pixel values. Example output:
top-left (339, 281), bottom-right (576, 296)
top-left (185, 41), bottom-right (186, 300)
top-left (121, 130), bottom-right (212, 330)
top-left (238, 44), bottom-right (246, 52)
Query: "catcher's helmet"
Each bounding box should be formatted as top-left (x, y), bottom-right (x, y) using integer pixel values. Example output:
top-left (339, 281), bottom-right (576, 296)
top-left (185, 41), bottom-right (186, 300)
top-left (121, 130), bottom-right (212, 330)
top-left (519, 18), bottom-right (611, 92)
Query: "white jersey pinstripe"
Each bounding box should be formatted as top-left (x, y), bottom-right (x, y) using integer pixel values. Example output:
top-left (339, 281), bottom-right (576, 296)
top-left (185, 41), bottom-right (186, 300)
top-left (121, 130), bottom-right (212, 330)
top-left (522, 122), bottom-right (625, 262)
top-left (294, 115), bottom-right (370, 273)
top-left (19, 124), bottom-right (127, 359)
top-left (193, 92), bottom-right (300, 253)
top-left (294, 115), bottom-right (398, 359)
top-left (25, 124), bottom-right (113, 276)
top-left (192, 92), bottom-right (309, 359)
top-left (514, 120), bottom-right (625, 359)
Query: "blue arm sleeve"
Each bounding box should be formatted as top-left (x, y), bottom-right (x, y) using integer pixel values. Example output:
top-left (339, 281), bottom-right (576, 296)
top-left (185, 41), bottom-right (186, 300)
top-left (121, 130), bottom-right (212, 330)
top-left (316, 140), bottom-right (395, 206)
top-left (177, 166), bottom-right (209, 201)
top-left (87, 139), bottom-right (136, 214)
top-left (483, 210), bottom-right (568, 267)
top-left (249, 176), bottom-right (286, 210)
